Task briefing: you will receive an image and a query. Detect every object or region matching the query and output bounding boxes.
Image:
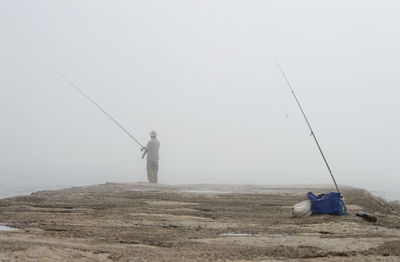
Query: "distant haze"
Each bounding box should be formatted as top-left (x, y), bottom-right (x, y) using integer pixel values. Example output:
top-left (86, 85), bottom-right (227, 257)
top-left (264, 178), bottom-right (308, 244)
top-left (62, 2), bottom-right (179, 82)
top-left (1, 1), bottom-right (399, 192)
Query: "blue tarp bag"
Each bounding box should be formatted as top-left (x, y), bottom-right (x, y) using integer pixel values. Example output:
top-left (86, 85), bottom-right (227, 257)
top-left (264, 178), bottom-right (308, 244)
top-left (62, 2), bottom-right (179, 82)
top-left (306, 192), bottom-right (344, 215)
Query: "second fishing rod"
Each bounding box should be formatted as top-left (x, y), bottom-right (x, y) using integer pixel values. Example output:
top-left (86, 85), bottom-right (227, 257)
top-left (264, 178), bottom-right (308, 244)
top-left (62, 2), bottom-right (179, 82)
top-left (274, 60), bottom-right (348, 215)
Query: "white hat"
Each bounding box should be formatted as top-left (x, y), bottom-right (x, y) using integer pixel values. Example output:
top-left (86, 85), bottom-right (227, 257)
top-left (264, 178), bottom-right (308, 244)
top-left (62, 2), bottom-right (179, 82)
top-left (149, 130), bottom-right (157, 137)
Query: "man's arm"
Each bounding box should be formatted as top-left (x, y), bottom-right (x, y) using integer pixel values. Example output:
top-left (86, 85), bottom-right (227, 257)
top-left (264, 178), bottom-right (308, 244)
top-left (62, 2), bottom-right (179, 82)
top-left (142, 142), bottom-right (150, 159)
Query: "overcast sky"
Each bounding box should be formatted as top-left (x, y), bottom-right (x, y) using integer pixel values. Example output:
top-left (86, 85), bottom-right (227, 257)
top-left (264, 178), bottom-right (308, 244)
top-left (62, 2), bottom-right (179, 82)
top-left (1, 1), bottom-right (399, 191)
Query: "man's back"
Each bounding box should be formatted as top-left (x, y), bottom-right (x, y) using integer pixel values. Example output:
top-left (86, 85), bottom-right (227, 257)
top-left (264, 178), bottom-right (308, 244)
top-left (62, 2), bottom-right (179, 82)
top-left (146, 138), bottom-right (160, 161)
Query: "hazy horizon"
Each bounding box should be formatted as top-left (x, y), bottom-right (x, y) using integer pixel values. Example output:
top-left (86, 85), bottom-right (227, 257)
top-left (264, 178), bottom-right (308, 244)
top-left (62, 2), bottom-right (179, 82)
top-left (1, 1), bottom-right (399, 192)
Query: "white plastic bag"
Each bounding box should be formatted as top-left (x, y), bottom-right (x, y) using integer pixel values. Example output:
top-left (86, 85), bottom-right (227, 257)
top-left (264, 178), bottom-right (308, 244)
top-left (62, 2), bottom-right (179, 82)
top-left (292, 200), bottom-right (311, 217)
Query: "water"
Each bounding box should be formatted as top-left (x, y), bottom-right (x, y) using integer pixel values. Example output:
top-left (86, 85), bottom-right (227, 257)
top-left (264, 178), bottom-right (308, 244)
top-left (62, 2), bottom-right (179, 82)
top-left (370, 190), bottom-right (400, 202)
top-left (0, 224), bottom-right (17, 231)
top-left (0, 185), bottom-right (70, 199)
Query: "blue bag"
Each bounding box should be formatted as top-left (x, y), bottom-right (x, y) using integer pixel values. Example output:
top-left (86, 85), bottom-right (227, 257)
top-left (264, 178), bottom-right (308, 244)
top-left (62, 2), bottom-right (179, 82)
top-left (306, 192), bottom-right (344, 215)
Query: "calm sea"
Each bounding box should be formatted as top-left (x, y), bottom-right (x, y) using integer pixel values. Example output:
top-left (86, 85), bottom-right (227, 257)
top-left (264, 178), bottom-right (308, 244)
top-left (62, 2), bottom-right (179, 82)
top-left (0, 185), bottom-right (70, 199)
top-left (370, 190), bottom-right (400, 202)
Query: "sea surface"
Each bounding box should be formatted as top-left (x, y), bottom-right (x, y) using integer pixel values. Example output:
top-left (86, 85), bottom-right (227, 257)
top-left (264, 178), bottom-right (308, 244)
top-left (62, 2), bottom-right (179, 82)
top-left (0, 185), bottom-right (70, 199)
top-left (370, 190), bottom-right (400, 202)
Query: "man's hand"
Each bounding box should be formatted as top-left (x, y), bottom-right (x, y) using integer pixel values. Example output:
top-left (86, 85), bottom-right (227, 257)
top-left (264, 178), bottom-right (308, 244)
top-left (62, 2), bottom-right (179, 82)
top-left (140, 147), bottom-right (146, 151)
top-left (142, 149), bottom-right (147, 159)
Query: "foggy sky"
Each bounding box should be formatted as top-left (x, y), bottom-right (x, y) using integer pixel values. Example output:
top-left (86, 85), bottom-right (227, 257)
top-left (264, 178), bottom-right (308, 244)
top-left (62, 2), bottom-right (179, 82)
top-left (1, 1), bottom-right (399, 191)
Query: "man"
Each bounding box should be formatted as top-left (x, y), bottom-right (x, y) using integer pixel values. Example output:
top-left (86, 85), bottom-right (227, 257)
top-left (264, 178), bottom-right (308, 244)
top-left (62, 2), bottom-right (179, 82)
top-left (141, 130), bottom-right (160, 183)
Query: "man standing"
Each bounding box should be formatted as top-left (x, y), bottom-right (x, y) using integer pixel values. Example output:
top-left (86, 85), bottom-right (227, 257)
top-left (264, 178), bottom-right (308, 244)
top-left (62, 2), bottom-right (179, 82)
top-left (141, 130), bottom-right (160, 183)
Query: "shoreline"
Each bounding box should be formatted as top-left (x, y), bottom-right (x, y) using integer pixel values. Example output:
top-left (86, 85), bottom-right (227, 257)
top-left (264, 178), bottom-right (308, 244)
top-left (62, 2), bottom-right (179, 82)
top-left (1, 183), bottom-right (399, 202)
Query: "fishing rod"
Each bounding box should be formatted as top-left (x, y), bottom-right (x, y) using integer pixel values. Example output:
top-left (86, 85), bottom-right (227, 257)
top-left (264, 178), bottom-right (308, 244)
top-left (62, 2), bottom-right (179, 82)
top-left (50, 67), bottom-right (145, 148)
top-left (274, 60), bottom-right (347, 214)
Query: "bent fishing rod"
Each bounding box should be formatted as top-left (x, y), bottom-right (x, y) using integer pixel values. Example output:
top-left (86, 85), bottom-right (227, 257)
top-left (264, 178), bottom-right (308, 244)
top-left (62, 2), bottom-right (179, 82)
top-left (50, 67), bottom-right (145, 149)
top-left (274, 60), bottom-right (347, 213)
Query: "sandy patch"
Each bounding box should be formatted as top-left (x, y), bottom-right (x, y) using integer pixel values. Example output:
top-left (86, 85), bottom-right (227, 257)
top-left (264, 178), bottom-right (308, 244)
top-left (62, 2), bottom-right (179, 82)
top-left (132, 212), bottom-right (211, 221)
top-left (145, 200), bottom-right (199, 206)
top-left (0, 246), bottom-right (113, 262)
top-left (193, 235), bottom-right (393, 253)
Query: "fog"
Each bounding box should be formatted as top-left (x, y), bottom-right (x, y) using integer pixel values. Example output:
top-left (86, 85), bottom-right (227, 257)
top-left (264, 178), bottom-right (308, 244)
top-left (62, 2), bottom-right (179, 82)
top-left (1, 1), bottom-right (399, 192)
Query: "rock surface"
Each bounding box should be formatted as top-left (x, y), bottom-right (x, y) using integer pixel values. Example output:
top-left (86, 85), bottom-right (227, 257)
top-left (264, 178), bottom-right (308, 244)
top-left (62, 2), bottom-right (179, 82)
top-left (0, 183), bottom-right (399, 261)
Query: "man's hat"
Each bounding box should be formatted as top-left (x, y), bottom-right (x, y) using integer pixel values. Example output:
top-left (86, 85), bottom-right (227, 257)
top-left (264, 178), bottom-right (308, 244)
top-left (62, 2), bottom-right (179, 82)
top-left (149, 130), bottom-right (157, 137)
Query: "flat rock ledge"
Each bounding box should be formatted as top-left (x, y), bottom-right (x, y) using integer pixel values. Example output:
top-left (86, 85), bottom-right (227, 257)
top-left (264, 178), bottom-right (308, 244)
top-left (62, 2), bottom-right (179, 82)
top-left (0, 183), bottom-right (399, 261)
